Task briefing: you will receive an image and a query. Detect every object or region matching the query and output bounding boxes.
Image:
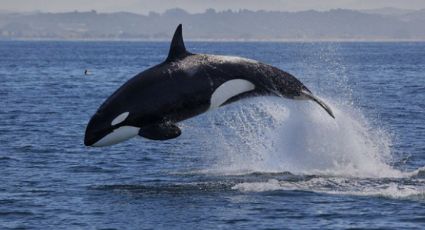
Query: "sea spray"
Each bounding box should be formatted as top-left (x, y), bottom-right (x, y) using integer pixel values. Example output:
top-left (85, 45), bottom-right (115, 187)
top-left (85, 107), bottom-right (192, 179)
top-left (186, 95), bottom-right (424, 199)
top-left (202, 96), bottom-right (402, 178)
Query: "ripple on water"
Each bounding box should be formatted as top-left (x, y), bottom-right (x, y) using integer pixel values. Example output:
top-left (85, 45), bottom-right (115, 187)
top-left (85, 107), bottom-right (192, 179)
top-left (67, 165), bottom-right (117, 173)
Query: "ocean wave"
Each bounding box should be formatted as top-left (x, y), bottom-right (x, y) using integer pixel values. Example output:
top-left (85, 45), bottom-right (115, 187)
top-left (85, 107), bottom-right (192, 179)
top-left (232, 177), bottom-right (425, 200)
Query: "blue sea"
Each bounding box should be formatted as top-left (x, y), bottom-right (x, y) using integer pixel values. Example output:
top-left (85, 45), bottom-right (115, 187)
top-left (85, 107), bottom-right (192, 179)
top-left (0, 41), bottom-right (424, 229)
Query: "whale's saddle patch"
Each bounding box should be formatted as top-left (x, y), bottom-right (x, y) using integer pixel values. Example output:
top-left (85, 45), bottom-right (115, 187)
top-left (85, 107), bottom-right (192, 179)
top-left (139, 123), bottom-right (182, 140)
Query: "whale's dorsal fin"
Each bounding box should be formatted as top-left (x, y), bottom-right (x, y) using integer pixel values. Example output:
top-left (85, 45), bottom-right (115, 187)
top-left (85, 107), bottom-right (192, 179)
top-left (166, 24), bottom-right (190, 61)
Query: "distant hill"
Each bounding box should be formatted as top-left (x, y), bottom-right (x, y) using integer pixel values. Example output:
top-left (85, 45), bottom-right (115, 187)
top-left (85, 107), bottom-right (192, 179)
top-left (360, 7), bottom-right (415, 16)
top-left (0, 8), bottom-right (424, 41)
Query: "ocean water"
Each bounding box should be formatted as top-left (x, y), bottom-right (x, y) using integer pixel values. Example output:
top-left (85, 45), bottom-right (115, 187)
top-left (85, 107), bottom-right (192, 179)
top-left (0, 41), bottom-right (424, 229)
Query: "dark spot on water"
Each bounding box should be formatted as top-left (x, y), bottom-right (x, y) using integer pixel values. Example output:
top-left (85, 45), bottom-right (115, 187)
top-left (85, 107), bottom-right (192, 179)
top-left (0, 157), bottom-right (19, 162)
top-left (67, 165), bottom-right (116, 173)
top-left (91, 182), bottom-right (234, 195)
top-left (224, 218), bottom-right (251, 224)
top-left (0, 199), bottom-right (18, 205)
top-left (415, 169), bottom-right (425, 179)
top-left (0, 211), bottom-right (34, 217)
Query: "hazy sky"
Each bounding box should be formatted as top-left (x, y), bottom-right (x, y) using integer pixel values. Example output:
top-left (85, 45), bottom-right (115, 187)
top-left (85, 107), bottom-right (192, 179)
top-left (1, 0), bottom-right (424, 14)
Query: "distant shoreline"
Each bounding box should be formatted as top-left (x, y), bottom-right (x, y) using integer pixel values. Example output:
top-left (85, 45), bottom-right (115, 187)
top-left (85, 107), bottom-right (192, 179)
top-left (2, 8), bottom-right (424, 42)
top-left (2, 38), bottom-right (425, 42)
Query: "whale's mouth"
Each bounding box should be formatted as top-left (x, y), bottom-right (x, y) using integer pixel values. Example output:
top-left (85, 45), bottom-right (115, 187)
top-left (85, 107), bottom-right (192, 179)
top-left (84, 133), bottom-right (98, 146)
top-left (84, 113), bottom-right (116, 146)
top-left (84, 127), bottom-right (111, 146)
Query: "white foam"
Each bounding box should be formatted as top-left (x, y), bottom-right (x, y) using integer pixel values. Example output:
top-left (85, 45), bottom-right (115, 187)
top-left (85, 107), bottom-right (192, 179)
top-left (232, 178), bottom-right (425, 199)
top-left (232, 179), bottom-right (282, 192)
top-left (204, 96), bottom-right (407, 178)
top-left (184, 91), bottom-right (425, 200)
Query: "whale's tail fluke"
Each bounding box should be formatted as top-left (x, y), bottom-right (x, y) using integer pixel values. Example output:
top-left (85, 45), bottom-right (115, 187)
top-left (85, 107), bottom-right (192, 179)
top-left (300, 89), bottom-right (335, 119)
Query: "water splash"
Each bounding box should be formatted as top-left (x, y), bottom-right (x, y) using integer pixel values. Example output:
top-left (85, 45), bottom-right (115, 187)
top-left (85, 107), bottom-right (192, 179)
top-left (202, 96), bottom-right (403, 178)
top-left (232, 177), bottom-right (425, 200)
top-left (191, 96), bottom-right (425, 199)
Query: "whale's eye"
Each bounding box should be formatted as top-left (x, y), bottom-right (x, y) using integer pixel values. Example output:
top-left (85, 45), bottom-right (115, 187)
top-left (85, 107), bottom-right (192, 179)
top-left (111, 112), bottom-right (129, 126)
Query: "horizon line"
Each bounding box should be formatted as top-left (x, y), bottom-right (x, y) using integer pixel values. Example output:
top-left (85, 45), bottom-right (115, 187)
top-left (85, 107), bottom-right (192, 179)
top-left (3, 38), bottom-right (425, 43)
top-left (1, 7), bottom-right (424, 16)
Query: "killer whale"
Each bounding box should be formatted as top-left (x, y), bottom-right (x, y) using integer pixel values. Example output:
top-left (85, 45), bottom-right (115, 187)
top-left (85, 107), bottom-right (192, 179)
top-left (84, 24), bottom-right (334, 147)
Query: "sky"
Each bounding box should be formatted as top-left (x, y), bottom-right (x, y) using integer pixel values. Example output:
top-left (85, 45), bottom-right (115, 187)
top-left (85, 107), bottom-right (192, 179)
top-left (1, 0), bottom-right (424, 14)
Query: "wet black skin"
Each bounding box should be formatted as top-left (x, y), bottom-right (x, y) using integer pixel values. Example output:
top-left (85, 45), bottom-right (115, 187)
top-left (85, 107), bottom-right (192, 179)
top-left (84, 25), bottom-right (316, 146)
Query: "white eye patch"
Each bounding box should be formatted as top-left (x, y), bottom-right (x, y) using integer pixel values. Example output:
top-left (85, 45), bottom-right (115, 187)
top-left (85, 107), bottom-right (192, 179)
top-left (111, 112), bottom-right (129, 126)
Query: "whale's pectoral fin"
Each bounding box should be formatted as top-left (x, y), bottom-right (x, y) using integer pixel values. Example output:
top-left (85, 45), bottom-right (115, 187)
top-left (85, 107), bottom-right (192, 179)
top-left (138, 123), bottom-right (182, 140)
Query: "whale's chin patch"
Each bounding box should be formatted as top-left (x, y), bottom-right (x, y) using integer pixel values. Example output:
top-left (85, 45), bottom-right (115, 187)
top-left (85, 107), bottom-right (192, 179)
top-left (210, 79), bottom-right (255, 109)
top-left (92, 126), bottom-right (140, 147)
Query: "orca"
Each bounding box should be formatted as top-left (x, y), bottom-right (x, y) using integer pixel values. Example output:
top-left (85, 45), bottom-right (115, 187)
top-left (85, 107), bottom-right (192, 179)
top-left (84, 24), bottom-right (334, 147)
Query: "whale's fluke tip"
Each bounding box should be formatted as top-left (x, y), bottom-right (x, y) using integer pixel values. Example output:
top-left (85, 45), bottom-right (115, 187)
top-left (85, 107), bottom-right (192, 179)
top-left (301, 90), bottom-right (335, 119)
